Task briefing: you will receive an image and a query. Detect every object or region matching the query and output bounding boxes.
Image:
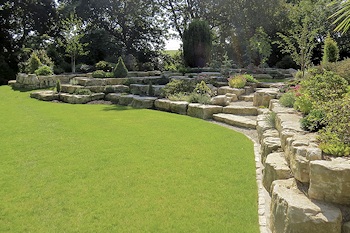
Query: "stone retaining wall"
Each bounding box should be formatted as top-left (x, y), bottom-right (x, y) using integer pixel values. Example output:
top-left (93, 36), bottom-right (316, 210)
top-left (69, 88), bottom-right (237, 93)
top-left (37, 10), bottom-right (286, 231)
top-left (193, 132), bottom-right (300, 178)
top-left (259, 99), bottom-right (350, 232)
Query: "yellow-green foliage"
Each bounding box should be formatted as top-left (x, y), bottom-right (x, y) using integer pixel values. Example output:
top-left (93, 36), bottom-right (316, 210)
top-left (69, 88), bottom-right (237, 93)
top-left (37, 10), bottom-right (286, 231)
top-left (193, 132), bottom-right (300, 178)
top-left (228, 75), bottom-right (247, 88)
top-left (194, 81), bottom-right (212, 96)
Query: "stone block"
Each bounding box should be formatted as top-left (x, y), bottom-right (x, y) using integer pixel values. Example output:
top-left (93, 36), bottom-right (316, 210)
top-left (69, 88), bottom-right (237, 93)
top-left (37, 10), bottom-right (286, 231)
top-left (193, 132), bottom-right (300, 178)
top-left (59, 93), bottom-right (91, 104)
top-left (270, 179), bottom-right (342, 233)
top-left (309, 159), bottom-right (350, 205)
top-left (90, 93), bottom-right (105, 101)
top-left (210, 95), bottom-right (230, 106)
top-left (218, 86), bottom-right (245, 96)
top-left (61, 84), bottom-right (81, 94)
top-left (261, 137), bottom-right (281, 165)
top-left (169, 101), bottom-right (189, 115)
top-left (105, 78), bottom-right (128, 85)
top-left (118, 94), bottom-right (135, 106)
top-left (104, 85), bottom-right (129, 94)
top-left (263, 152), bottom-right (291, 193)
top-left (88, 86), bottom-right (105, 93)
top-left (225, 93), bottom-right (238, 102)
top-left (187, 104), bottom-right (223, 120)
top-left (253, 88), bottom-right (278, 107)
top-left (223, 105), bottom-right (258, 116)
top-left (105, 93), bottom-right (121, 104)
top-left (269, 99), bottom-right (296, 114)
top-left (275, 113), bottom-right (304, 134)
top-left (131, 96), bottom-right (157, 109)
top-left (30, 91), bottom-right (59, 101)
top-left (155, 99), bottom-right (171, 112)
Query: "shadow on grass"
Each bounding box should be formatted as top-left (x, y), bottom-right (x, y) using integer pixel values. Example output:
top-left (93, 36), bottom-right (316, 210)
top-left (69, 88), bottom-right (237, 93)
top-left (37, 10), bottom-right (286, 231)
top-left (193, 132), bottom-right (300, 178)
top-left (102, 104), bottom-right (141, 112)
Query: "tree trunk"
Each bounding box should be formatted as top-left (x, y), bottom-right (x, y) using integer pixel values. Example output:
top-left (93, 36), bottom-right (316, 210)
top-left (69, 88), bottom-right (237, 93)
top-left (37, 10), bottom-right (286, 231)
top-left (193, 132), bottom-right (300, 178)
top-left (71, 54), bottom-right (76, 73)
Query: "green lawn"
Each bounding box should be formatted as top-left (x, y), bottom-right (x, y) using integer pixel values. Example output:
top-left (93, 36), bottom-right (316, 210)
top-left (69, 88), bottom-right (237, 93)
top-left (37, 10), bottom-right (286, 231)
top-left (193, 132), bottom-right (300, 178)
top-left (0, 86), bottom-right (258, 232)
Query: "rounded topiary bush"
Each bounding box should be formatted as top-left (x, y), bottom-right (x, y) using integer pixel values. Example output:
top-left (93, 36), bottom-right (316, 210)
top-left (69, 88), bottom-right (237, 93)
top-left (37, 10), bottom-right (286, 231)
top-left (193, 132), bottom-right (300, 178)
top-left (114, 57), bottom-right (128, 78)
top-left (34, 65), bottom-right (53, 76)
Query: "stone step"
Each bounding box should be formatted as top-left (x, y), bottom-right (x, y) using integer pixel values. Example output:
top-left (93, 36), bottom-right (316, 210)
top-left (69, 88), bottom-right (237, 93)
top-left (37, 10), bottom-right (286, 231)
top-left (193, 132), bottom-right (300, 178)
top-left (213, 113), bottom-right (257, 129)
top-left (239, 94), bottom-right (254, 102)
top-left (223, 105), bottom-right (258, 116)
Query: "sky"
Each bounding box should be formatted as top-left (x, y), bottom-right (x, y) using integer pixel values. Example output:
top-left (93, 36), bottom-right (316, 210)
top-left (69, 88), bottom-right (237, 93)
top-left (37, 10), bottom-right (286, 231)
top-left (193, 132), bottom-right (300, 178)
top-left (165, 38), bottom-right (181, 50)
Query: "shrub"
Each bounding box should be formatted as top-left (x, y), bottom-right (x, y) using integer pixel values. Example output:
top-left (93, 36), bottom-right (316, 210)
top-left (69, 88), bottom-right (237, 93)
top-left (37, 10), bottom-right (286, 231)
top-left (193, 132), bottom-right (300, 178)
top-left (300, 109), bottom-right (326, 132)
top-left (183, 20), bottom-right (212, 68)
top-left (114, 57), bottom-right (128, 78)
top-left (188, 93), bottom-right (211, 105)
top-left (243, 74), bottom-right (258, 83)
top-left (228, 75), bottom-right (247, 88)
top-left (279, 91), bottom-right (296, 108)
top-left (35, 50), bottom-right (54, 68)
top-left (34, 65), bottom-right (53, 76)
top-left (27, 52), bottom-right (41, 74)
top-left (300, 71), bottom-right (348, 102)
top-left (322, 34), bottom-right (339, 63)
top-left (318, 96), bottom-right (350, 156)
top-left (92, 70), bottom-right (106, 78)
top-left (167, 92), bottom-right (189, 101)
top-left (74, 88), bottom-right (92, 95)
top-left (194, 81), bottom-right (212, 96)
top-left (96, 61), bottom-right (114, 72)
top-left (322, 58), bottom-right (350, 83)
top-left (56, 79), bottom-right (61, 93)
top-left (162, 79), bottom-right (195, 97)
top-left (294, 94), bottom-right (313, 115)
top-left (264, 111), bottom-right (276, 128)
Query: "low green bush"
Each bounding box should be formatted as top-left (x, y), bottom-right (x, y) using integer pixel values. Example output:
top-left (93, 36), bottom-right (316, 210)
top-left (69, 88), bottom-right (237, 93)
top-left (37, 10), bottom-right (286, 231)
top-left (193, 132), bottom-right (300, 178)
top-left (294, 94), bottom-right (313, 115)
top-left (34, 65), bottom-right (53, 76)
top-left (167, 92), bottom-right (189, 101)
top-left (96, 61), bottom-right (115, 72)
top-left (243, 74), bottom-right (258, 83)
top-left (228, 75), bottom-right (247, 88)
top-left (279, 91), bottom-right (296, 108)
top-left (188, 93), bottom-right (211, 105)
top-left (322, 58), bottom-right (350, 83)
top-left (92, 70), bottom-right (106, 78)
top-left (74, 88), bottom-right (92, 95)
top-left (162, 79), bottom-right (195, 97)
top-left (194, 81), bottom-right (212, 96)
top-left (300, 109), bottom-right (326, 132)
top-left (318, 96), bottom-right (350, 156)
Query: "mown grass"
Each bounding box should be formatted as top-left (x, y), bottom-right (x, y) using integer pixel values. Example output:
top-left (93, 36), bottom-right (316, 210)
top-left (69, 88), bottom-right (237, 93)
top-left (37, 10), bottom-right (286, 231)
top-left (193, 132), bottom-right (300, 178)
top-left (0, 86), bottom-right (258, 232)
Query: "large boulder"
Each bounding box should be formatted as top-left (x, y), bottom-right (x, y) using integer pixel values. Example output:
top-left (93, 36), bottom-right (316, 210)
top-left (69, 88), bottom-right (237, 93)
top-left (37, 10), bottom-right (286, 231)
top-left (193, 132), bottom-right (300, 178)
top-left (263, 152), bottom-right (291, 194)
top-left (155, 99), bottom-right (171, 112)
top-left (118, 94), bottom-right (135, 106)
top-left (210, 95), bottom-right (231, 106)
top-left (285, 134), bottom-right (322, 183)
top-left (261, 137), bottom-right (281, 165)
top-left (59, 93), bottom-right (91, 104)
top-left (309, 159), bottom-right (350, 205)
top-left (218, 86), bottom-right (245, 96)
top-left (270, 179), bottom-right (342, 233)
top-left (253, 88), bottom-right (278, 107)
top-left (131, 96), bottom-right (157, 109)
top-left (105, 93), bottom-right (121, 104)
top-left (30, 91), bottom-right (59, 101)
top-left (169, 101), bottom-right (188, 115)
top-left (187, 104), bottom-right (223, 119)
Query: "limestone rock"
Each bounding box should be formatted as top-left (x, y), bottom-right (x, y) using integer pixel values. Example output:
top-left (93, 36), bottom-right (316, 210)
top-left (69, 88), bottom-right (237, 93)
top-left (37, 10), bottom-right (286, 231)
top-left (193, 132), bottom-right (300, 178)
top-left (223, 105), bottom-right (258, 116)
top-left (309, 159), bottom-right (350, 205)
top-left (131, 96), bottom-right (157, 109)
top-left (104, 85), bottom-right (129, 94)
top-left (59, 93), bottom-right (91, 104)
top-left (61, 84), bottom-right (81, 94)
top-left (270, 179), bottom-right (342, 233)
top-left (261, 137), bottom-right (281, 165)
top-left (105, 93), bottom-right (121, 104)
top-left (105, 78), bottom-right (128, 85)
top-left (155, 99), bottom-right (171, 112)
top-left (187, 104), bottom-right (223, 119)
top-left (225, 93), bottom-right (238, 102)
top-left (285, 135), bottom-right (322, 183)
top-left (90, 93), bottom-right (105, 101)
top-left (253, 88), bottom-right (278, 107)
top-left (275, 112), bottom-right (304, 134)
top-left (88, 86), bottom-right (105, 93)
top-left (213, 114), bottom-right (257, 129)
top-left (74, 77), bottom-right (106, 86)
top-left (118, 94), bottom-right (135, 106)
top-left (30, 91), bottom-right (59, 101)
top-left (210, 95), bottom-right (230, 106)
top-left (218, 86), bottom-right (245, 96)
top-left (269, 99), bottom-right (297, 114)
top-left (169, 101), bottom-right (188, 115)
top-left (263, 152), bottom-right (291, 193)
